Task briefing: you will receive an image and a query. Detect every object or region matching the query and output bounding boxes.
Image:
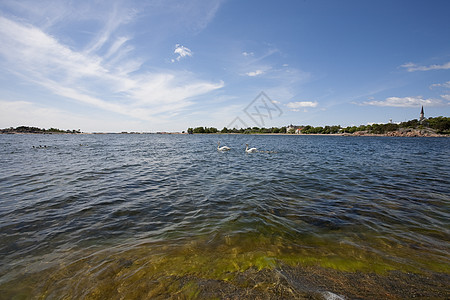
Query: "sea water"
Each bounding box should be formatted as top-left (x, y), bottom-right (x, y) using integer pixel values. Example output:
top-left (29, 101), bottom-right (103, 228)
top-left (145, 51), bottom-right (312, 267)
top-left (0, 134), bottom-right (449, 298)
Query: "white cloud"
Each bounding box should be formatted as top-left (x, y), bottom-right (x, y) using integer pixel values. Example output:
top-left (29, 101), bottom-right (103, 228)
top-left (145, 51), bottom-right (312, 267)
top-left (0, 16), bottom-right (222, 121)
top-left (401, 62), bottom-right (450, 72)
top-left (286, 101), bottom-right (318, 109)
top-left (246, 69), bottom-right (264, 77)
top-left (362, 96), bottom-right (445, 107)
top-left (430, 81), bottom-right (450, 89)
top-left (441, 94), bottom-right (450, 101)
top-left (242, 51), bottom-right (254, 56)
top-left (172, 44), bottom-right (193, 62)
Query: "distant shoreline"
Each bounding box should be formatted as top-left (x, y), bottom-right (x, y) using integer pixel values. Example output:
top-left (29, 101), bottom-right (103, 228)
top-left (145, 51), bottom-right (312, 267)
top-left (2, 121), bottom-right (449, 137)
top-left (1, 132), bottom-right (448, 137)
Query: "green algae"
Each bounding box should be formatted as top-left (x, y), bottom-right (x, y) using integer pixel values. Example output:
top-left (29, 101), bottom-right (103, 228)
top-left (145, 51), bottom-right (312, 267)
top-left (1, 229), bottom-right (448, 299)
top-left (61, 232), bottom-right (450, 285)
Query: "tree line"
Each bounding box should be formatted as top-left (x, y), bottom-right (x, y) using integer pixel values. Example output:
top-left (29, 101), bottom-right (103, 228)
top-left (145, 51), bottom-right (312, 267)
top-left (187, 126), bottom-right (288, 134)
top-left (188, 116), bottom-right (450, 135)
top-left (0, 126), bottom-right (81, 134)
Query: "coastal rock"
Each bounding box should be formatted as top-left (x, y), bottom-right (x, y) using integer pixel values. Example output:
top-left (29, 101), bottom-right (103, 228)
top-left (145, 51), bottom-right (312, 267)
top-left (351, 128), bottom-right (443, 137)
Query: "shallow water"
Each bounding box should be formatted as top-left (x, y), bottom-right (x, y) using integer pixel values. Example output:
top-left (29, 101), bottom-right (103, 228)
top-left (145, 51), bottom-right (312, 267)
top-left (0, 134), bottom-right (449, 298)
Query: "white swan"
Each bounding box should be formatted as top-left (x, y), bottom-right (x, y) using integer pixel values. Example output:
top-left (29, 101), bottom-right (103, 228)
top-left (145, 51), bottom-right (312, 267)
top-left (245, 144), bottom-right (258, 153)
top-left (217, 141), bottom-right (231, 151)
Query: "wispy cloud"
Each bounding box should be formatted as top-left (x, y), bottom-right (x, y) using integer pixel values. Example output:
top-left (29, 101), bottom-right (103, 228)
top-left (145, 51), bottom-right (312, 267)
top-left (104, 36), bottom-right (131, 59)
top-left (242, 51), bottom-right (254, 57)
top-left (84, 2), bottom-right (135, 54)
top-left (172, 44), bottom-right (193, 62)
top-left (246, 69), bottom-right (264, 77)
top-left (441, 94), bottom-right (450, 101)
top-left (286, 101), bottom-right (318, 112)
top-left (401, 62), bottom-right (450, 72)
top-left (286, 101), bottom-right (318, 109)
top-left (430, 81), bottom-right (450, 89)
top-left (362, 96), bottom-right (445, 107)
top-left (0, 16), bottom-right (223, 121)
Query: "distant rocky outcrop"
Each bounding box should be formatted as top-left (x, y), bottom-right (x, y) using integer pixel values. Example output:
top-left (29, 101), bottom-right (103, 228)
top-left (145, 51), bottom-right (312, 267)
top-left (352, 127), bottom-right (443, 137)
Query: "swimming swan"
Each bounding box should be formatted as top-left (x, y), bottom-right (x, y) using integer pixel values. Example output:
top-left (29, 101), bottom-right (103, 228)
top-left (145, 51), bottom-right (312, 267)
top-left (245, 144), bottom-right (258, 153)
top-left (217, 141), bottom-right (231, 151)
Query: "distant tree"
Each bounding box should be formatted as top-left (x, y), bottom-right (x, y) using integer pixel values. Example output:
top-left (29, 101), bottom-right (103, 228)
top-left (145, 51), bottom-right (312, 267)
top-left (302, 125), bottom-right (312, 134)
top-left (16, 126), bottom-right (43, 133)
top-left (343, 126), bottom-right (358, 133)
top-left (330, 125), bottom-right (341, 134)
top-left (187, 128), bottom-right (194, 134)
top-left (193, 127), bottom-right (205, 133)
top-left (400, 119), bottom-right (419, 129)
top-left (312, 126), bottom-right (324, 134)
top-left (428, 116), bottom-right (450, 133)
top-left (384, 123), bottom-right (399, 132)
top-left (370, 124), bottom-right (383, 134)
top-left (356, 125), bottom-right (367, 132)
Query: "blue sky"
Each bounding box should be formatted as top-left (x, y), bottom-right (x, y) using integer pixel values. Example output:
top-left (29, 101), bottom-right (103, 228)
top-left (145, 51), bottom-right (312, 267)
top-left (0, 0), bottom-right (449, 132)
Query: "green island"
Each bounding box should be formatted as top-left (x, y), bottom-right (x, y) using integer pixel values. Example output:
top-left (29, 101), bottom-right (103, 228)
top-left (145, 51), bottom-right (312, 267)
top-left (187, 116), bottom-right (450, 136)
top-left (0, 126), bottom-right (81, 134)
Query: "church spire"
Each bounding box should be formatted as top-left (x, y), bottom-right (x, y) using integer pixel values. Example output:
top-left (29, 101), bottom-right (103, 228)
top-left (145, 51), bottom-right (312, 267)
top-left (419, 106), bottom-right (425, 122)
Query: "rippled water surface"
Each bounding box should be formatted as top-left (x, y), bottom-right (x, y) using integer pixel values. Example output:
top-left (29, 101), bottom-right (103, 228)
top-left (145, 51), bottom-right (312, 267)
top-left (0, 134), bottom-right (449, 299)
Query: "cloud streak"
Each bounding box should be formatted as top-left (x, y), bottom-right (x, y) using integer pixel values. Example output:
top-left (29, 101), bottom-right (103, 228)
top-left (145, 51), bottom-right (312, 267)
top-left (362, 96), bottom-right (445, 107)
top-left (401, 62), bottom-right (450, 72)
top-left (430, 81), bottom-right (450, 89)
top-left (286, 101), bottom-right (318, 109)
top-left (440, 94), bottom-right (450, 101)
top-left (246, 70), bottom-right (264, 77)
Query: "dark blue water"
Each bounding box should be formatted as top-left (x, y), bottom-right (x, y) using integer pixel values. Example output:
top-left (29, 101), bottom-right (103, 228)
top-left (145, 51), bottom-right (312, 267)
top-left (0, 134), bottom-right (449, 298)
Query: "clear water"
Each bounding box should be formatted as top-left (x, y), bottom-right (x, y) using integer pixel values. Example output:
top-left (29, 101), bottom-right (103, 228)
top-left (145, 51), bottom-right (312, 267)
top-left (0, 134), bottom-right (449, 298)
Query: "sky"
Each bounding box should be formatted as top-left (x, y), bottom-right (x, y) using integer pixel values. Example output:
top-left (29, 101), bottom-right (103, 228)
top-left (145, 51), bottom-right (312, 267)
top-left (0, 0), bottom-right (449, 132)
